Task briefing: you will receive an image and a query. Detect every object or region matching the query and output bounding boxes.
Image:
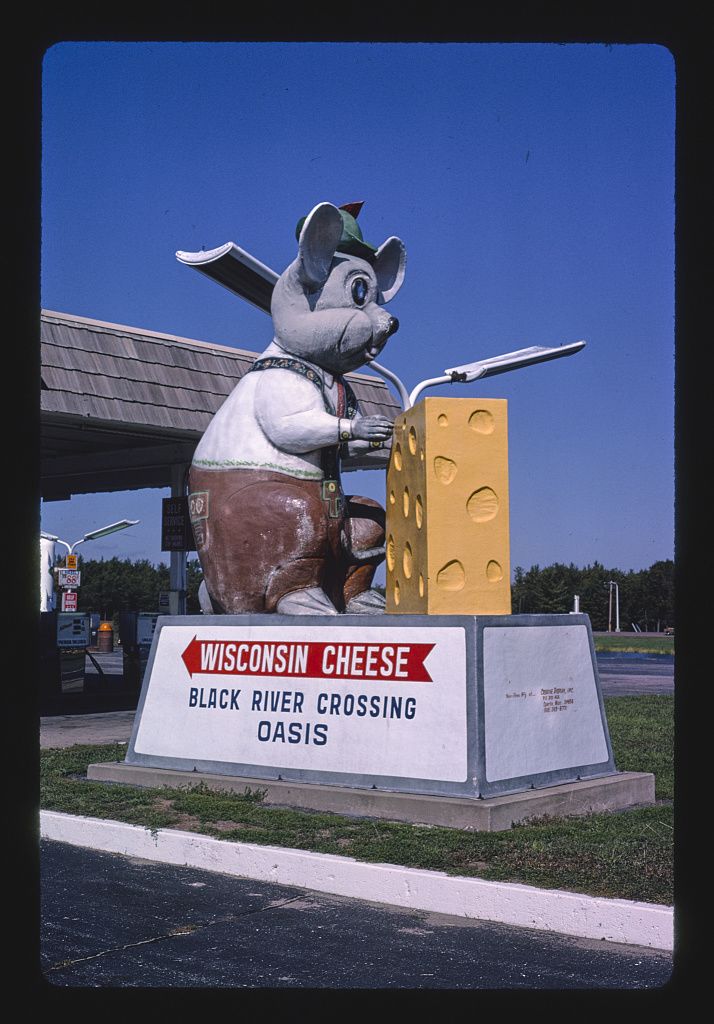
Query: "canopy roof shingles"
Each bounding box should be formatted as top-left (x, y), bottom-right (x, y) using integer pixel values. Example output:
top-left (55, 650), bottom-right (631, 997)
top-left (40, 310), bottom-right (399, 500)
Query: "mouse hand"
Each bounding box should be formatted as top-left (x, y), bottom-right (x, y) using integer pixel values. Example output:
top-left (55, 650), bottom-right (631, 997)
top-left (350, 415), bottom-right (394, 442)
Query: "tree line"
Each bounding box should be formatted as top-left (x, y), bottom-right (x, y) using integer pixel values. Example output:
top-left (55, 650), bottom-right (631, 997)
top-left (512, 559), bottom-right (673, 632)
top-left (57, 556), bottom-right (674, 633)
top-left (55, 557), bottom-right (205, 617)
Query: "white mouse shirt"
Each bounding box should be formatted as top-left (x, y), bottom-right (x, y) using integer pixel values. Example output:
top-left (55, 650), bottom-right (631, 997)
top-left (192, 341), bottom-right (358, 480)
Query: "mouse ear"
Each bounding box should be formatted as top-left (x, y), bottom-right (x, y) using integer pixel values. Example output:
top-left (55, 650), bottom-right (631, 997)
top-left (296, 203), bottom-right (344, 289)
top-left (374, 237), bottom-right (407, 302)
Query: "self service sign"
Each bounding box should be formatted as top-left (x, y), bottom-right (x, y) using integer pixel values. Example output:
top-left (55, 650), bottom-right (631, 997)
top-left (127, 617), bottom-right (468, 786)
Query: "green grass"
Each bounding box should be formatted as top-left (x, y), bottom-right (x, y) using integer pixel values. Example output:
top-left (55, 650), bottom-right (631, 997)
top-left (593, 634), bottom-right (674, 655)
top-left (602, 695), bottom-right (673, 799)
top-left (40, 695), bottom-right (674, 906)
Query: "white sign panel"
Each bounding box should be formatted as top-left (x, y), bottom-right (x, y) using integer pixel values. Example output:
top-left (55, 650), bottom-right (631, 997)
top-left (482, 624), bottom-right (609, 782)
top-left (56, 612), bottom-right (90, 647)
top-left (58, 569), bottom-right (81, 588)
top-left (137, 613), bottom-right (159, 646)
top-left (134, 624), bottom-right (468, 782)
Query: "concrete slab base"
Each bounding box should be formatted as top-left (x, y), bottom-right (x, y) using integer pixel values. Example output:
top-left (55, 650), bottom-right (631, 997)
top-left (86, 762), bottom-right (655, 831)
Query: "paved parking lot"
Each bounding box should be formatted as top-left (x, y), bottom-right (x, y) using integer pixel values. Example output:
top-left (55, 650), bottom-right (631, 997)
top-left (40, 840), bottom-right (674, 989)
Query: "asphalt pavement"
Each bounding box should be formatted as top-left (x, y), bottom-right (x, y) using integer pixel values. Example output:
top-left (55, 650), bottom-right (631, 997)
top-left (595, 653), bottom-right (675, 697)
top-left (40, 839), bottom-right (673, 990)
top-left (40, 709), bottom-right (137, 748)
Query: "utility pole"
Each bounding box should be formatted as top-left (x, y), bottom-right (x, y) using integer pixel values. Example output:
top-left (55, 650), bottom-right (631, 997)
top-left (605, 580), bottom-right (620, 633)
top-left (608, 583), bottom-right (613, 633)
top-left (607, 580), bottom-right (620, 633)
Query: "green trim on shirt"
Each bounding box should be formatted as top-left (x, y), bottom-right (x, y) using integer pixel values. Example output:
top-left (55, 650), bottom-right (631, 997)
top-left (192, 457), bottom-right (324, 479)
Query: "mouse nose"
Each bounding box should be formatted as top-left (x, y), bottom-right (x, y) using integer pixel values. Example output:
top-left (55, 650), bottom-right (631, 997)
top-left (386, 316), bottom-right (399, 336)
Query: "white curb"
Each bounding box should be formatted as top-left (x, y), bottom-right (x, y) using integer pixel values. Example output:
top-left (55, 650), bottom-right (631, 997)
top-left (40, 810), bottom-right (673, 951)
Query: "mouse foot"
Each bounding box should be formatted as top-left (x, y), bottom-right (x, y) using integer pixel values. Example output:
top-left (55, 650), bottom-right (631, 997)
top-left (344, 589), bottom-right (386, 614)
top-left (276, 587), bottom-right (339, 615)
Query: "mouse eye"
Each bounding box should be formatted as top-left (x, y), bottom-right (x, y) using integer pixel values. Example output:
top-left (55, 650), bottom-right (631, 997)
top-left (351, 277), bottom-right (369, 306)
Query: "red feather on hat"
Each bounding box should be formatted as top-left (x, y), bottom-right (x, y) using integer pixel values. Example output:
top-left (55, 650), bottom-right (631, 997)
top-left (339, 202), bottom-right (364, 219)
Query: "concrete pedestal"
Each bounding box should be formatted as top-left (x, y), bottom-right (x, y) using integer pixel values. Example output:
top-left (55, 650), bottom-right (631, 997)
top-left (110, 612), bottom-right (637, 816)
top-left (87, 760), bottom-right (655, 832)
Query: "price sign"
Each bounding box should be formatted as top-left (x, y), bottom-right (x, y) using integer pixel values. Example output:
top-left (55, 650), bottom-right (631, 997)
top-left (58, 569), bottom-right (81, 588)
top-left (62, 591), bottom-right (78, 612)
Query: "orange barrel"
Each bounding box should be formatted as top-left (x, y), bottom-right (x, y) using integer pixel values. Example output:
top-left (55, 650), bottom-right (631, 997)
top-left (97, 621), bottom-right (114, 653)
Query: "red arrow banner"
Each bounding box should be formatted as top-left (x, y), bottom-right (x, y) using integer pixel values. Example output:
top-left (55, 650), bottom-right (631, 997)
top-left (181, 637), bottom-right (434, 682)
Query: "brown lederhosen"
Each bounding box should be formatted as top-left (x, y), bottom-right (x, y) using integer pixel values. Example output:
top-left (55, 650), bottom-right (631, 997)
top-left (189, 360), bottom-right (386, 613)
top-left (188, 466), bottom-right (385, 613)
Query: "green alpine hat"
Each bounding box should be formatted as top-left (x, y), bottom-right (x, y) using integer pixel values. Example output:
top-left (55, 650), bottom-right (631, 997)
top-left (295, 202), bottom-right (378, 262)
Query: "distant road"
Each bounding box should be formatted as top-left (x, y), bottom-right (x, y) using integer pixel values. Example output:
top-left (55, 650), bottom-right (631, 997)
top-left (596, 653), bottom-right (674, 696)
top-left (80, 648), bottom-right (676, 701)
top-left (84, 649), bottom-right (675, 695)
top-left (40, 650), bottom-right (673, 747)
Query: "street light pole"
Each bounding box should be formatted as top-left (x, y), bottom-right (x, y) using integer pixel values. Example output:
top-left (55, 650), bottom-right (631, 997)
top-left (40, 520), bottom-right (140, 612)
top-left (43, 519), bottom-right (140, 555)
top-left (607, 583), bottom-right (613, 633)
top-left (607, 580), bottom-right (620, 633)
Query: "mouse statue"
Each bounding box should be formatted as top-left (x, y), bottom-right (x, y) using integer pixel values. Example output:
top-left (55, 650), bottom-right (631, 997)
top-left (188, 201), bottom-right (406, 615)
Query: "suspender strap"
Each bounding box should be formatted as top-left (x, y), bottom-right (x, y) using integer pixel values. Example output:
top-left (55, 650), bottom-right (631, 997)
top-left (248, 356), bottom-right (324, 391)
top-left (248, 356), bottom-right (357, 419)
top-left (248, 356), bottom-right (357, 515)
top-left (336, 378), bottom-right (358, 419)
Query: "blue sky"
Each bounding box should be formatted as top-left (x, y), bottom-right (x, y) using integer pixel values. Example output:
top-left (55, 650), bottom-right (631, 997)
top-left (40, 41), bottom-right (675, 576)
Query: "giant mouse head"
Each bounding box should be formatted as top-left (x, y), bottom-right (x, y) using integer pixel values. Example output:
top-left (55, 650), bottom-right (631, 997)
top-left (270, 202), bottom-right (406, 375)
